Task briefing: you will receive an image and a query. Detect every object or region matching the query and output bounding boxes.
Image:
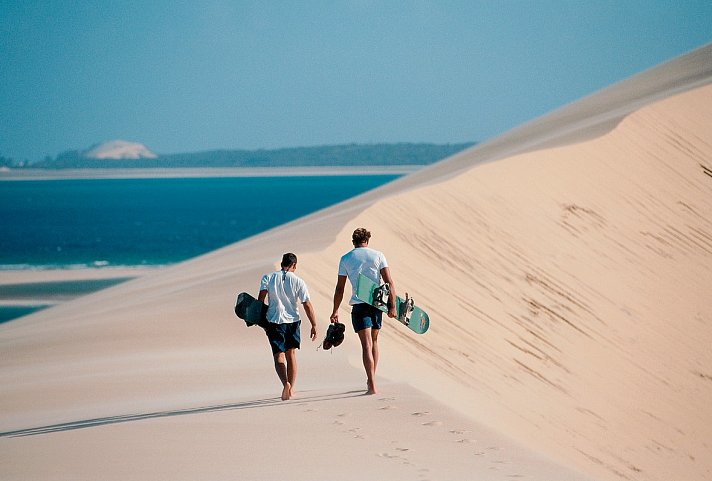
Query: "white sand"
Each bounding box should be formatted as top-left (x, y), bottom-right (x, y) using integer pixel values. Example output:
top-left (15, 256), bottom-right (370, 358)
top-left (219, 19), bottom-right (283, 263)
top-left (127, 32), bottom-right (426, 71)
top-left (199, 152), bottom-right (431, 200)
top-left (0, 267), bottom-right (161, 286)
top-left (0, 165), bottom-right (421, 180)
top-left (2, 44), bottom-right (711, 480)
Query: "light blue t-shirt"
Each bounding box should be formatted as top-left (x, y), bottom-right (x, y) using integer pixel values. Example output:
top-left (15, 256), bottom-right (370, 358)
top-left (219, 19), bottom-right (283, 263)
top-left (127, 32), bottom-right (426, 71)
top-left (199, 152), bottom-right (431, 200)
top-left (259, 270), bottom-right (310, 324)
top-left (337, 247), bottom-right (388, 305)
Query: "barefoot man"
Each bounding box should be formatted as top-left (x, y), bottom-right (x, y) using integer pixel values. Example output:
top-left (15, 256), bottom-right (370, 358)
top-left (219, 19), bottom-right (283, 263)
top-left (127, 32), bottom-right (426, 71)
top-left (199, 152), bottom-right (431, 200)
top-left (330, 228), bottom-right (396, 394)
top-left (259, 253), bottom-right (318, 400)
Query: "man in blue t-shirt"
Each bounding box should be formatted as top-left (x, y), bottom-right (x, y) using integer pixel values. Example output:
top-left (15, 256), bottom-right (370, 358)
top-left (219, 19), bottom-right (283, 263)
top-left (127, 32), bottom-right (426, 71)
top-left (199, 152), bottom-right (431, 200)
top-left (259, 253), bottom-right (318, 400)
top-left (330, 228), bottom-right (396, 395)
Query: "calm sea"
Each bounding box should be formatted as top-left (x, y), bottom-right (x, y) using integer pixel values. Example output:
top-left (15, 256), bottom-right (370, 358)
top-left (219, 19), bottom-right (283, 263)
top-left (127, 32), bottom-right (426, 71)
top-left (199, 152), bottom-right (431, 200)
top-left (0, 175), bottom-right (398, 270)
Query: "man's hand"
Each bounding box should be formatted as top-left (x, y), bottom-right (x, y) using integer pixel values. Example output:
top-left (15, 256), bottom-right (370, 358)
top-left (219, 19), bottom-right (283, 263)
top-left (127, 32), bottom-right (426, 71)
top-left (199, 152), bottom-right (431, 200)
top-left (381, 267), bottom-right (397, 319)
top-left (329, 312), bottom-right (339, 324)
top-left (302, 300), bottom-right (319, 341)
top-left (310, 324), bottom-right (318, 341)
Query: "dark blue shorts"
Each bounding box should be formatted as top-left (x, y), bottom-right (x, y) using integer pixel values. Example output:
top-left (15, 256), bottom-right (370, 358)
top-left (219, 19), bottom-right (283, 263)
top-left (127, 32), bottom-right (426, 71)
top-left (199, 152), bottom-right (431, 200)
top-left (265, 321), bottom-right (301, 355)
top-left (351, 303), bottom-right (382, 332)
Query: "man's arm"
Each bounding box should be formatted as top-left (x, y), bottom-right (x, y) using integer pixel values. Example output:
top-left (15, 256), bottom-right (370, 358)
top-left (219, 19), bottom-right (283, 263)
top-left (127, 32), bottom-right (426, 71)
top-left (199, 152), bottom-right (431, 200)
top-left (380, 267), bottom-right (397, 318)
top-left (257, 290), bottom-right (268, 303)
top-left (302, 300), bottom-right (318, 341)
top-left (330, 275), bottom-right (347, 323)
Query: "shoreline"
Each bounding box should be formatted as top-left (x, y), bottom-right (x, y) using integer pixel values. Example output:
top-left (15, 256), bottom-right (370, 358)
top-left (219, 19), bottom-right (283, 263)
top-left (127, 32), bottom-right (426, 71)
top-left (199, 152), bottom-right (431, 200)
top-left (0, 266), bottom-right (165, 286)
top-left (0, 267), bottom-right (163, 318)
top-left (0, 165), bottom-right (421, 181)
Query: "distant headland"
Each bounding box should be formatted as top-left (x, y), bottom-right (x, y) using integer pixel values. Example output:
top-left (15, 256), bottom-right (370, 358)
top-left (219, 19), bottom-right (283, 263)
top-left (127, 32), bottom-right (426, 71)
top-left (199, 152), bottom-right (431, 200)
top-left (1, 141), bottom-right (475, 170)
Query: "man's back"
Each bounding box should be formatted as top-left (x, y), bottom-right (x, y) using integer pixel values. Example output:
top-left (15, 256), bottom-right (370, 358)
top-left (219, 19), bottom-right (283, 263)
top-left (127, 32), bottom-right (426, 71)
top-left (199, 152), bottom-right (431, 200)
top-left (260, 270), bottom-right (309, 323)
top-left (338, 247), bottom-right (388, 304)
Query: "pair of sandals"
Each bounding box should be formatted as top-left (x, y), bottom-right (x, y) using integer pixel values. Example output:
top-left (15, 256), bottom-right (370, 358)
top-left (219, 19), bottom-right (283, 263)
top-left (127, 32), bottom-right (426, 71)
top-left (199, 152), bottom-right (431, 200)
top-left (322, 322), bottom-right (345, 350)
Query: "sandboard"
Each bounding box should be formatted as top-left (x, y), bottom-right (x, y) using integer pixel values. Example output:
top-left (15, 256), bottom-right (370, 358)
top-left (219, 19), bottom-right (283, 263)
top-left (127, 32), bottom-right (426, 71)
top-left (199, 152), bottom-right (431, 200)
top-left (354, 274), bottom-right (429, 334)
top-left (234, 292), bottom-right (268, 328)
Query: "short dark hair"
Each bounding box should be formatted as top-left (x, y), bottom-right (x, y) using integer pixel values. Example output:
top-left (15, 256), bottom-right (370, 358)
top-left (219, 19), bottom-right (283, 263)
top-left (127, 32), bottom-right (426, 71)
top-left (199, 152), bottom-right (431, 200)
top-left (281, 253), bottom-right (298, 268)
top-left (352, 228), bottom-right (371, 245)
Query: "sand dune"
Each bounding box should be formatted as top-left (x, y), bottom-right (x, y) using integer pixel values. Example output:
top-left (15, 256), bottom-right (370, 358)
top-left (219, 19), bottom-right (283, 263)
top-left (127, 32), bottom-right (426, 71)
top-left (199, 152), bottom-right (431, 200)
top-left (327, 81), bottom-right (712, 480)
top-left (2, 44), bottom-right (711, 480)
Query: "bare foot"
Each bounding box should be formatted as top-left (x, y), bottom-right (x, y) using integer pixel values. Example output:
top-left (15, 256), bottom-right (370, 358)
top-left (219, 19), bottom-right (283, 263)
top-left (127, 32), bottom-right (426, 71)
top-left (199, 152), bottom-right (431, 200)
top-left (281, 382), bottom-right (292, 401)
top-left (366, 380), bottom-right (377, 395)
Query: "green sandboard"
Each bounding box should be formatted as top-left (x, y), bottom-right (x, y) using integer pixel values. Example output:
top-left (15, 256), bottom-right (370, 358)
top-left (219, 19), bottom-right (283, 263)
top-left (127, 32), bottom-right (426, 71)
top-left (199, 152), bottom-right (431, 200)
top-left (354, 274), bottom-right (429, 334)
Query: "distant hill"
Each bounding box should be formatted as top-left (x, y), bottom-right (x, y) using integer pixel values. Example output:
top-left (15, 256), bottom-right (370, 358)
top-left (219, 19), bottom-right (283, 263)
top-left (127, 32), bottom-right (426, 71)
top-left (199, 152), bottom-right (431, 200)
top-left (31, 142), bottom-right (475, 169)
top-left (82, 140), bottom-right (158, 160)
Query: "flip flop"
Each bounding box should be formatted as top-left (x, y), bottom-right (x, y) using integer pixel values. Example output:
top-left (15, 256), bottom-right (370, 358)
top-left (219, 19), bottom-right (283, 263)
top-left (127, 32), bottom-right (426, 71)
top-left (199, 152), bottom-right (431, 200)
top-left (322, 322), bottom-right (346, 350)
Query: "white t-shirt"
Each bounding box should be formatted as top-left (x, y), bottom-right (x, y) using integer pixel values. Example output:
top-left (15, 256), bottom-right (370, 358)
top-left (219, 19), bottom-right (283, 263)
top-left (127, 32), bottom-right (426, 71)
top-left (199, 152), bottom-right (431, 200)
top-left (259, 270), bottom-right (310, 324)
top-left (337, 247), bottom-right (389, 305)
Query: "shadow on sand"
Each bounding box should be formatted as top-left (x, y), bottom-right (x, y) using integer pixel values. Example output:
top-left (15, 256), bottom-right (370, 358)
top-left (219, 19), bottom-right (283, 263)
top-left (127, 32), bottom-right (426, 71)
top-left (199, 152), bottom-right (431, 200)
top-left (1, 389), bottom-right (366, 438)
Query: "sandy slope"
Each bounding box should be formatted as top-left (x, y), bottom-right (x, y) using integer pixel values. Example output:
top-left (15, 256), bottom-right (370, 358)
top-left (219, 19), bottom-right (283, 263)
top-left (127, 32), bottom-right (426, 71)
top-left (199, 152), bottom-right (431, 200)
top-left (2, 44), bottom-right (711, 480)
top-left (318, 81), bottom-right (712, 480)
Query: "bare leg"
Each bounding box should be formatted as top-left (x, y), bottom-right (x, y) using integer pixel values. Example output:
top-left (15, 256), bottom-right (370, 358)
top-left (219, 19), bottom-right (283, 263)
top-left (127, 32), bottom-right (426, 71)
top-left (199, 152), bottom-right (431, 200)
top-left (274, 352), bottom-right (291, 400)
top-left (285, 348), bottom-right (297, 398)
top-left (358, 328), bottom-right (377, 394)
top-left (371, 328), bottom-right (379, 373)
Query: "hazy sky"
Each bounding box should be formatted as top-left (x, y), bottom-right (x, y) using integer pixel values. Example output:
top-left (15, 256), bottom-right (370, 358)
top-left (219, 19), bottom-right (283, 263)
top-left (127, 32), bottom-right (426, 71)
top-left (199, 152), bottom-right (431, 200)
top-left (2, 1), bottom-right (711, 161)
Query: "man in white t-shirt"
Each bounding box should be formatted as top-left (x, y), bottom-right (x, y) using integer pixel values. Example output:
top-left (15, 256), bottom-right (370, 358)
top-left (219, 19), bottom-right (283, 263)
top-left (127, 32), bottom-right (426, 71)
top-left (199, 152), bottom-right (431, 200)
top-left (330, 228), bottom-right (396, 395)
top-left (258, 253), bottom-right (318, 400)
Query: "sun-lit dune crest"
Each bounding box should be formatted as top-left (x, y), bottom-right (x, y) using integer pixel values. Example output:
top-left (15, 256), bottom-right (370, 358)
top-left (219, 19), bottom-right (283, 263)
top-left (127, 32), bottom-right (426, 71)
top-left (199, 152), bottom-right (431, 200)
top-left (387, 43), bottom-right (712, 192)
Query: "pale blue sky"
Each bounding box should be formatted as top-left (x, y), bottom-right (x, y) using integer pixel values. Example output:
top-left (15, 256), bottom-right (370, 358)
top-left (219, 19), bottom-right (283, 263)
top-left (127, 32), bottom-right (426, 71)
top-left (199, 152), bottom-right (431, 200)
top-left (2, 0), bottom-right (711, 161)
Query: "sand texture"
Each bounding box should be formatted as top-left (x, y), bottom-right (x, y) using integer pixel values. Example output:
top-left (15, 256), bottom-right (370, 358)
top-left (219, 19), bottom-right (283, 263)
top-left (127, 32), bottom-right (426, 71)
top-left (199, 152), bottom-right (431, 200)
top-left (2, 44), bottom-right (711, 480)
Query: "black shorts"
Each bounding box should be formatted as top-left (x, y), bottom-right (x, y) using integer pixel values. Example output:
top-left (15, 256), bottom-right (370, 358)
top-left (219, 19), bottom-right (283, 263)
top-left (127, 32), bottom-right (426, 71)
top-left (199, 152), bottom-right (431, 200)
top-left (351, 303), bottom-right (382, 332)
top-left (265, 321), bottom-right (301, 355)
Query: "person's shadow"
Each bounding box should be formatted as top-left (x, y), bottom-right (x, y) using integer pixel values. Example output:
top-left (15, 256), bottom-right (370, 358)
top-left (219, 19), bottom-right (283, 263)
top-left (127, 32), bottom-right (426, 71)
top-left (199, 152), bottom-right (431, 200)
top-left (1, 390), bottom-right (365, 438)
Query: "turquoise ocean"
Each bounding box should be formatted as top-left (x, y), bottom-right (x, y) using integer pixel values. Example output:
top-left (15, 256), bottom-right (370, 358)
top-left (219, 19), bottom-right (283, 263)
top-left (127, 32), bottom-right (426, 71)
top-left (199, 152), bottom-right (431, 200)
top-left (0, 176), bottom-right (398, 269)
top-left (0, 175), bottom-right (399, 321)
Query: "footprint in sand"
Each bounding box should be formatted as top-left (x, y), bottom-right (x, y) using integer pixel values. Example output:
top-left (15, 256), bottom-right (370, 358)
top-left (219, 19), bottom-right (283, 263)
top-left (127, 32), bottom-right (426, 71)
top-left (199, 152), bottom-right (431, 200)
top-left (377, 452), bottom-right (402, 459)
top-left (348, 427), bottom-right (366, 439)
top-left (411, 411), bottom-right (430, 417)
top-left (449, 430), bottom-right (475, 443)
top-left (421, 420), bottom-right (443, 427)
top-left (377, 446), bottom-right (413, 463)
top-left (378, 405), bottom-right (397, 410)
top-left (379, 397), bottom-right (396, 401)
